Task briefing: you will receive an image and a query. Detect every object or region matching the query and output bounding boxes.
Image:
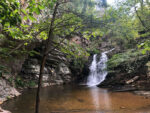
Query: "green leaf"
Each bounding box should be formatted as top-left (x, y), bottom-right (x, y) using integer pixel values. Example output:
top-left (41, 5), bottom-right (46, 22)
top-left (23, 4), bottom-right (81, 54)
top-left (28, 15), bottom-right (36, 22)
top-left (34, 7), bottom-right (40, 15)
top-left (23, 16), bottom-right (28, 21)
top-left (38, 5), bottom-right (44, 10)
top-left (24, 42), bottom-right (28, 46)
top-left (21, 9), bottom-right (28, 15)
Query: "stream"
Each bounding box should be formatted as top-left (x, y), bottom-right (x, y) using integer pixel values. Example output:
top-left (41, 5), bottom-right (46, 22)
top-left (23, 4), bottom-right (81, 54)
top-left (2, 85), bottom-right (150, 113)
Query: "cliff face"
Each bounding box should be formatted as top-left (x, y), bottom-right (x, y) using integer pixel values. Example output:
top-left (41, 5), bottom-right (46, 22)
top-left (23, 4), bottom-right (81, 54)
top-left (0, 35), bottom-right (90, 103)
top-left (20, 46), bottom-right (73, 87)
top-left (19, 36), bottom-right (90, 86)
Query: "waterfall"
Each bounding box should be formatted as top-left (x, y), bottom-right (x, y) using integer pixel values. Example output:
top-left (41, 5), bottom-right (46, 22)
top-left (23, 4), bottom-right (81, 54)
top-left (87, 51), bottom-right (109, 87)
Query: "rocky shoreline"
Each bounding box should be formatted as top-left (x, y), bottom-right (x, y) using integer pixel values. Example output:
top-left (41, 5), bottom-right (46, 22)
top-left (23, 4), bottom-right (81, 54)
top-left (1, 79), bottom-right (150, 113)
top-left (0, 77), bottom-right (20, 105)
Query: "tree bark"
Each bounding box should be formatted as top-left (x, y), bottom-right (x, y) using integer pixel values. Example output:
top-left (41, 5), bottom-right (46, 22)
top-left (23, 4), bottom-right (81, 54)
top-left (35, 1), bottom-right (59, 113)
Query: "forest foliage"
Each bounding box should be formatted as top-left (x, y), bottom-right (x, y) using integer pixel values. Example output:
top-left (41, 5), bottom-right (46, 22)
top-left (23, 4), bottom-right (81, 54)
top-left (0, 0), bottom-right (150, 70)
top-left (0, 1), bottom-right (150, 112)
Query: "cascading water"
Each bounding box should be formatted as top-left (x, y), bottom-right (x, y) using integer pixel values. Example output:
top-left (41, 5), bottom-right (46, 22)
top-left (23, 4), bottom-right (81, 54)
top-left (87, 51), bottom-right (109, 87)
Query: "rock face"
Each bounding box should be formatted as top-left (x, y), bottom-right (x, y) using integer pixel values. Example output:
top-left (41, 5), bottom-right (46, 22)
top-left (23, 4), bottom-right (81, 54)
top-left (20, 47), bottom-right (72, 87)
top-left (0, 78), bottom-right (20, 103)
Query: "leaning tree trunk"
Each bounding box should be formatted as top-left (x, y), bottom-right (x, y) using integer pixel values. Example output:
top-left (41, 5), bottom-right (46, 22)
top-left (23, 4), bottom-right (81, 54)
top-left (35, 1), bottom-right (59, 113)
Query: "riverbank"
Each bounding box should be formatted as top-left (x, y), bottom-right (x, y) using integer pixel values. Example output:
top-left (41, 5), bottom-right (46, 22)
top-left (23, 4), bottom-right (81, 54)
top-left (0, 77), bottom-right (20, 105)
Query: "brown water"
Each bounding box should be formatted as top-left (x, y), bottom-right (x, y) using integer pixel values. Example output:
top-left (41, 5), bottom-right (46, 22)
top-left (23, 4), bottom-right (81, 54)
top-left (2, 85), bottom-right (150, 113)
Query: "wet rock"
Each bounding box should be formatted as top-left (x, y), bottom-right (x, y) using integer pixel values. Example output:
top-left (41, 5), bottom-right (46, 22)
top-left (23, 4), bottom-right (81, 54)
top-left (120, 106), bottom-right (126, 109)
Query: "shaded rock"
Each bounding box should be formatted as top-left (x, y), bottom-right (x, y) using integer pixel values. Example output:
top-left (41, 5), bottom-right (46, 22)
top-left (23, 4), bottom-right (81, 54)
top-left (20, 47), bottom-right (73, 87)
top-left (57, 63), bottom-right (71, 75)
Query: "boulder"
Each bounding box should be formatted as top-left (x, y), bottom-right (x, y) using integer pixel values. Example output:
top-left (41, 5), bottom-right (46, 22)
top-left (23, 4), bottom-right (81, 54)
top-left (0, 78), bottom-right (20, 103)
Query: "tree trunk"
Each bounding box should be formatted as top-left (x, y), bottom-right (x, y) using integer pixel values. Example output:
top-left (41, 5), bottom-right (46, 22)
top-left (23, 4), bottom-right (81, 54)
top-left (35, 1), bottom-right (59, 113)
top-left (81, 0), bottom-right (87, 14)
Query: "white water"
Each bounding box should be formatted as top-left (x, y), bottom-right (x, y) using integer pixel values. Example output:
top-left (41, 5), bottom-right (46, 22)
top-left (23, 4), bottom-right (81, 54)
top-left (87, 51), bottom-right (109, 87)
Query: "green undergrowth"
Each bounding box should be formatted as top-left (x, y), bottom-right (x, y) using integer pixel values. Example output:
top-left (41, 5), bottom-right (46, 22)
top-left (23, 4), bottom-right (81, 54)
top-left (0, 65), bottom-right (10, 76)
top-left (15, 76), bottom-right (36, 88)
top-left (59, 39), bottom-right (90, 69)
top-left (107, 49), bottom-right (149, 73)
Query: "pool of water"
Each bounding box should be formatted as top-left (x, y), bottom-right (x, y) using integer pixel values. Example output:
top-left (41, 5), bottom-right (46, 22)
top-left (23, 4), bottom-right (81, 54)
top-left (2, 85), bottom-right (150, 113)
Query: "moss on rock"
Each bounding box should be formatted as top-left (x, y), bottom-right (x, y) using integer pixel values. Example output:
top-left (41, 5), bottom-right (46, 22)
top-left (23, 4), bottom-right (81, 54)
top-left (107, 49), bottom-right (149, 74)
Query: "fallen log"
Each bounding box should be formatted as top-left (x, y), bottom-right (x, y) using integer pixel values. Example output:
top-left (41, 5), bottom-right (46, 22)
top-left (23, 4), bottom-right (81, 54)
top-left (126, 76), bottom-right (139, 84)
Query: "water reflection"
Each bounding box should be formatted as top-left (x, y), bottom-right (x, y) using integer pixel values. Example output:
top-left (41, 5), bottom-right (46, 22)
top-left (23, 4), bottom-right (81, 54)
top-left (89, 86), bottom-right (111, 110)
top-left (2, 85), bottom-right (150, 113)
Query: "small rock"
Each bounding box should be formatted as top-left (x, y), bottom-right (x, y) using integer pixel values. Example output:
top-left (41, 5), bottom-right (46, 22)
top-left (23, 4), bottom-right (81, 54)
top-left (77, 99), bottom-right (84, 103)
top-left (120, 106), bottom-right (126, 109)
top-left (0, 101), bottom-right (2, 105)
top-left (144, 97), bottom-right (149, 99)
